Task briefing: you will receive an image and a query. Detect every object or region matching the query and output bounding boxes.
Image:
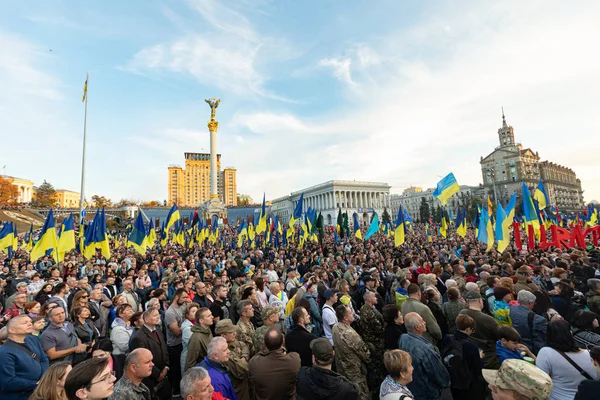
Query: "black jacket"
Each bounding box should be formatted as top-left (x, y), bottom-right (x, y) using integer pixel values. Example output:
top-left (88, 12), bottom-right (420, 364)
top-left (575, 379), bottom-right (600, 400)
top-left (130, 325), bottom-right (170, 394)
top-left (384, 323), bottom-right (406, 350)
top-left (297, 366), bottom-right (358, 400)
top-left (73, 318), bottom-right (99, 344)
top-left (285, 325), bottom-right (318, 367)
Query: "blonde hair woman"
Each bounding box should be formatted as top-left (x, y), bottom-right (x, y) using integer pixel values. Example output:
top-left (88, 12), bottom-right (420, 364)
top-left (380, 349), bottom-right (414, 400)
top-left (30, 361), bottom-right (72, 400)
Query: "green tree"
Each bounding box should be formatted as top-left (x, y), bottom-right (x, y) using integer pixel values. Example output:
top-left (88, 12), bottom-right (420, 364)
top-left (382, 207), bottom-right (392, 225)
top-left (114, 198), bottom-right (137, 207)
top-left (419, 197), bottom-right (430, 222)
top-left (433, 205), bottom-right (442, 222)
top-left (34, 180), bottom-right (57, 208)
top-left (467, 198), bottom-right (482, 222)
top-left (0, 176), bottom-right (19, 207)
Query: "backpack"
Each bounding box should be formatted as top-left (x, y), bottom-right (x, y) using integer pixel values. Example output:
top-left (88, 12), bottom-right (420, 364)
top-left (441, 335), bottom-right (474, 390)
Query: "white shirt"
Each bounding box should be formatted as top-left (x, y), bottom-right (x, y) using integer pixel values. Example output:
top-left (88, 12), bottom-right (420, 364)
top-left (266, 270), bottom-right (279, 282)
top-left (322, 304), bottom-right (338, 345)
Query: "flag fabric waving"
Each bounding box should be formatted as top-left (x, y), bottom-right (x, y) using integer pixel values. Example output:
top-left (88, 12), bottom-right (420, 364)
top-left (364, 213), bottom-right (380, 240)
top-left (433, 173), bottom-right (460, 206)
top-left (31, 210), bottom-right (58, 262)
top-left (128, 213), bottom-right (148, 255)
top-left (533, 180), bottom-right (549, 210)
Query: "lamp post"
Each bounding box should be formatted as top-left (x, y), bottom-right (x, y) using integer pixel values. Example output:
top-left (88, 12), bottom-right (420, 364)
top-left (487, 167), bottom-right (499, 206)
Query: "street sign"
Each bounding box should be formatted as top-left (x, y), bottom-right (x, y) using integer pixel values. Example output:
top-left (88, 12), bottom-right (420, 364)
top-left (82, 210), bottom-right (87, 217)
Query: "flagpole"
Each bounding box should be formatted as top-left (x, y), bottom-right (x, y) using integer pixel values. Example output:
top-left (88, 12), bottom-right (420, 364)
top-left (79, 74), bottom-right (88, 223)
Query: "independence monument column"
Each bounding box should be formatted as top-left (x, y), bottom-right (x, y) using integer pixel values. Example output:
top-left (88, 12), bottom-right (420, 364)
top-left (203, 98), bottom-right (227, 219)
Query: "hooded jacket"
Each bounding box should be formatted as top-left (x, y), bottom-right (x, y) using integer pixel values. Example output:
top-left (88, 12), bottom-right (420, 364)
top-left (184, 324), bottom-right (213, 371)
top-left (297, 365), bottom-right (358, 400)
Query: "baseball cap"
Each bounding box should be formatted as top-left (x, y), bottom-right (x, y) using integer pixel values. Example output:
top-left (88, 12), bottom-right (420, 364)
top-left (310, 338), bottom-right (334, 364)
top-left (362, 276), bottom-right (375, 283)
top-left (261, 306), bottom-right (281, 320)
top-left (215, 319), bottom-right (237, 335)
top-left (483, 359), bottom-right (552, 400)
top-left (464, 290), bottom-right (482, 300)
top-left (323, 289), bottom-right (336, 300)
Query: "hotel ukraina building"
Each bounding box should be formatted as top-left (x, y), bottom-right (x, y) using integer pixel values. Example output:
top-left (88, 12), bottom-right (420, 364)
top-left (271, 113), bottom-right (585, 226)
top-left (168, 152), bottom-right (237, 207)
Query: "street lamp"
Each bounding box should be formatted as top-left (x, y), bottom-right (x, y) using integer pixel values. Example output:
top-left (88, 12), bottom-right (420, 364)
top-left (486, 166), bottom-right (499, 206)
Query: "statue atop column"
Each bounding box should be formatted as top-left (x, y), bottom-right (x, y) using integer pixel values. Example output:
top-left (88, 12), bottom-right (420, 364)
top-left (205, 98), bottom-right (220, 121)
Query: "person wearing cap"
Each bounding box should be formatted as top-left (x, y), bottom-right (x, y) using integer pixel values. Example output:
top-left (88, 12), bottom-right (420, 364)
top-left (249, 327), bottom-right (300, 400)
top-left (5, 281), bottom-right (29, 310)
top-left (285, 268), bottom-right (300, 292)
top-left (253, 306), bottom-right (280, 354)
top-left (296, 337), bottom-right (359, 400)
top-left (216, 319), bottom-right (250, 400)
top-left (322, 289), bottom-right (338, 345)
top-left (332, 304), bottom-right (371, 400)
top-left (515, 266), bottom-right (540, 295)
top-left (401, 284), bottom-right (442, 345)
top-left (483, 359), bottom-right (552, 400)
top-left (460, 289), bottom-right (501, 369)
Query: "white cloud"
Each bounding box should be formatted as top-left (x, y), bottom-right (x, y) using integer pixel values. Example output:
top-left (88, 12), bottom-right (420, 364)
top-left (318, 58), bottom-right (356, 88)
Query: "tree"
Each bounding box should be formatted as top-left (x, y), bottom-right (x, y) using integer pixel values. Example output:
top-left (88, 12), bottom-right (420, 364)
top-left (382, 207), bottom-right (392, 225)
top-left (0, 176), bottom-right (19, 207)
top-left (34, 180), bottom-right (57, 208)
top-left (467, 198), bottom-right (482, 222)
top-left (141, 200), bottom-right (160, 207)
top-left (237, 196), bottom-right (251, 206)
top-left (114, 198), bottom-right (137, 207)
top-left (419, 197), bottom-right (430, 222)
top-left (91, 195), bottom-right (112, 208)
top-left (433, 205), bottom-right (442, 223)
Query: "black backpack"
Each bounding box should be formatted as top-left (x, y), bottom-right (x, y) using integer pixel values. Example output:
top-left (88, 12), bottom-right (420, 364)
top-left (441, 335), bottom-right (474, 390)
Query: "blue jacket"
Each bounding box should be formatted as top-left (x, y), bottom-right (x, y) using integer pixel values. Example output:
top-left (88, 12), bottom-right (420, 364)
top-left (198, 357), bottom-right (238, 400)
top-left (509, 304), bottom-right (547, 354)
top-left (495, 340), bottom-right (524, 364)
top-left (0, 336), bottom-right (50, 400)
top-left (399, 332), bottom-right (450, 400)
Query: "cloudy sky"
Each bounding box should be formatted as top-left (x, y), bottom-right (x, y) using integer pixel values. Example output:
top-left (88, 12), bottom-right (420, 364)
top-left (2, 0), bottom-right (599, 204)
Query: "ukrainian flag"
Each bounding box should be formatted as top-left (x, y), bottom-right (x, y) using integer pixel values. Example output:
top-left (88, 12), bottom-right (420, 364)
top-left (394, 205), bottom-right (406, 246)
top-left (522, 182), bottom-right (541, 236)
top-left (128, 213), bottom-right (148, 255)
top-left (146, 220), bottom-right (157, 248)
top-left (353, 212), bottom-right (362, 240)
top-left (165, 204), bottom-right (181, 232)
top-left (256, 193), bottom-right (267, 234)
top-left (24, 224), bottom-right (34, 252)
top-left (288, 193), bottom-right (304, 230)
top-left (30, 210), bottom-right (58, 262)
top-left (533, 180), bottom-right (549, 210)
top-left (96, 208), bottom-right (111, 259)
top-left (433, 173), bottom-right (460, 206)
top-left (0, 222), bottom-right (14, 252)
top-left (456, 208), bottom-right (467, 238)
top-left (440, 215), bottom-right (448, 238)
top-left (495, 202), bottom-right (510, 253)
top-left (11, 223), bottom-right (18, 250)
top-left (237, 220), bottom-right (247, 248)
top-left (477, 207), bottom-right (495, 252)
top-left (160, 220), bottom-right (168, 246)
top-left (57, 214), bottom-right (76, 259)
top-left (504, 193), bottom-right (516, 223)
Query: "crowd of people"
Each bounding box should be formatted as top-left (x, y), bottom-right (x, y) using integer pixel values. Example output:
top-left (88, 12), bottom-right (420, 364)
top-left (0, 221), bottom-right (600, 400)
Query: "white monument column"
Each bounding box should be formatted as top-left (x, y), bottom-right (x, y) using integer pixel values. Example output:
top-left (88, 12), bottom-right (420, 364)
top-left (208, 121), bottom-right (218, 200)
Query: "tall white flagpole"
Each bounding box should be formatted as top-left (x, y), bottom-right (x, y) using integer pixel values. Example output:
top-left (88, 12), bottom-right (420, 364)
top-left (79, 74), bottom-right (88, 222)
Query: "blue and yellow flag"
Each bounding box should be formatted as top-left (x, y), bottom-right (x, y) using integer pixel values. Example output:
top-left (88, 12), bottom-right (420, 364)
top-left (146, 220), bottom-right (157, 248)
top-left (504, 193), bottom-right (516, 224)
top-left (289, 193), bottom-right (304, 229)
top-left (0, 222), bottom-right (14, 252)
top-left (57, 214), bottom-right (76, 260)
top-left (160, 220), bottom-right (168, 246)
top-left (533, 180), bottom-right (549, 210)
top-left (31, 209), bottom-right (58, 262)
top-left (364, 213), bottom-right (380, 240)
top-left (256, 193), bottom-right (267, 234)
top-left (522, 182), bottom-right (541, 236)
top-left (495, 202), bottom-right (510, 253)
top-left (394, 205), bottom-right (406, 246)
top-left (82, 73), bottom-right (88, 102)
top-left (433, 173), bottom-right (460, 206)
top-left (24, 224), bottom-right (34, 252)
top-left (128, 213), bottom-right (148, 255)
top-left (165, 204), bottom-right (181, 232)
top-left (353, 213), bottom-right (362, 240)
top-left (237, 219), bottom-right (247, 248)
top-left (456, 208), bottom-right (467, 238)
top-left (477, 207), bottom-right (494, 252)
top-left (439, 214), bottom-right (448, 238)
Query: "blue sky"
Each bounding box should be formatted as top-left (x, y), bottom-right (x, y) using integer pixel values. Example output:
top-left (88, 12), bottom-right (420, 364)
top-left (2, 0), bottom-right (599, 204)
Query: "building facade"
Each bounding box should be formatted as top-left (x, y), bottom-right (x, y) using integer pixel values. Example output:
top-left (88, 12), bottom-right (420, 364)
top-left (390, 185), bottom-right (481, 222)
top-left (168, 152), bottom-right (237, 207)
top-left (54, 189), bottom-right (80, 208)
top-left (480, 113), bottom-right (584, 211)
top-left (270, 180), bottom-right (392, 227)
top-left (1, 175), bottom-right (34, 204)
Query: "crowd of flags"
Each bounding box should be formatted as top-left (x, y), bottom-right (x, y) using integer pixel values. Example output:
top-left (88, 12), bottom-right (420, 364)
top-left (1, 172), bottom-right (599, 263)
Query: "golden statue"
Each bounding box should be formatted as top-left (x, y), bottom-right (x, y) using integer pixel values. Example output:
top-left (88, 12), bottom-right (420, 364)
top-left (205, 98), bottom-right (220, 121)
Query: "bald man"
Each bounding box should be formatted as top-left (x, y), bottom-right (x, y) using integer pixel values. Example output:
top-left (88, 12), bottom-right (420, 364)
top-left (108, 348), bottom-right (154, 400)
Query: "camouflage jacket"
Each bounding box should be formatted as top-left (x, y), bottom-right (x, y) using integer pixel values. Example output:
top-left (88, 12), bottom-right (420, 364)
top-left (237, 319), bottom-right (255, 357)
top-left (332, 322), bottom-right (371, 380)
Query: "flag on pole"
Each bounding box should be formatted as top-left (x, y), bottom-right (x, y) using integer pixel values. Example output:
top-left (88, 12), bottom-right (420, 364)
top-left (433, 173), bottom-right (460, 206)
top-left (353, 213), bottom-right (362, 240)
top-left (82, 73), bottom-right (88, 102)
top-left (31, 210), bottom-right (58, 262)
top-left (364, 213), bottom-right (380, 240)
top-left (533, 180), bottom-right (549, 210)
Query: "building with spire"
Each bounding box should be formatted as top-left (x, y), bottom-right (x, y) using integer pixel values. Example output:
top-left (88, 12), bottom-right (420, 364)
top-left (480, 110), bottom-right (584, 211)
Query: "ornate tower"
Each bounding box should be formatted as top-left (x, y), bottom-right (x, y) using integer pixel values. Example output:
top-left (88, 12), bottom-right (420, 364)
top-left (498, 107), bottom-right (515, 147)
